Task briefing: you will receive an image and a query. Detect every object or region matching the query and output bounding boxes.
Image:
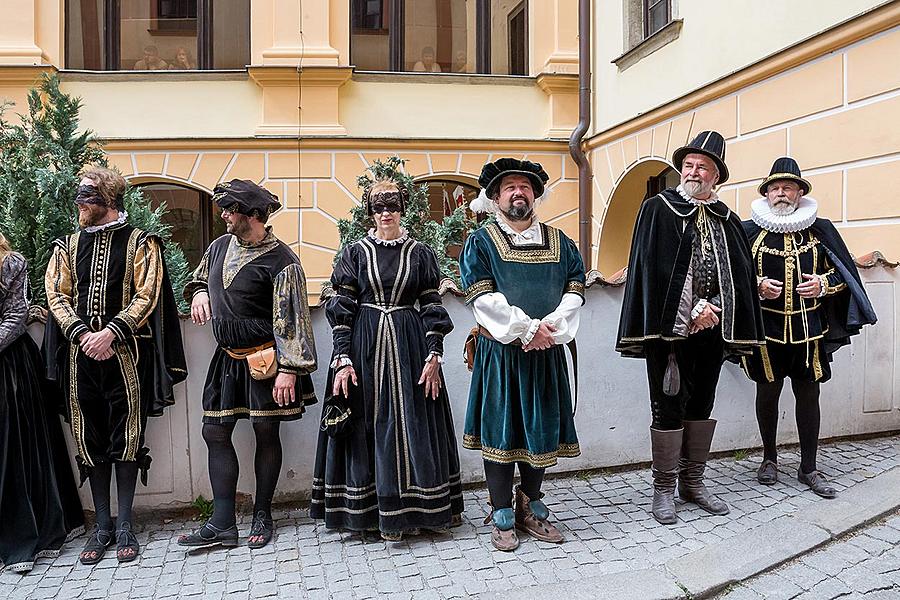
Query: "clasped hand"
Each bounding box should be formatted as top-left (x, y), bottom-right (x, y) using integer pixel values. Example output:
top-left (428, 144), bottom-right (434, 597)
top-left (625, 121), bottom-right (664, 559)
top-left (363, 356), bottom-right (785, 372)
top-left (79, 329), bottom-right (116, 361)
top-left (689, 303), bottom-right (721, 335)
top-left (523, 322), bottom-right (557, 352)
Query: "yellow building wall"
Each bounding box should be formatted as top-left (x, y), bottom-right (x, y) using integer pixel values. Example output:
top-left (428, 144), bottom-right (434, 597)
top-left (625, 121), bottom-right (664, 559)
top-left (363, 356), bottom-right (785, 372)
top-left (108, 143), bottom-right (578, 304)
top-left (589, 23), bottom-right (900, 275)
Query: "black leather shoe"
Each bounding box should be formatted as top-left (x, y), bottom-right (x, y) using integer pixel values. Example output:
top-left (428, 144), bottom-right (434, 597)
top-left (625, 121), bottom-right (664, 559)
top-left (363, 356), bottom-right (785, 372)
top-left (80, 526), bottom-right (115, 565)
top-left (177, 521), bottom-right (239, 549)
top-left (115, 522), bottom-right (140, 563)
top-left (798, 469), bottom-right (837, 499)
top-left (757, 460), bottom-right (778, 485)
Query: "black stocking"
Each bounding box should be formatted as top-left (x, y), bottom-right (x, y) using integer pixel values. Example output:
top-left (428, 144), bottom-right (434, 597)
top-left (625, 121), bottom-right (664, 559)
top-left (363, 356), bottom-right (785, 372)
top-left (89, 462), bottom-right (114, 531)
top-left (793, 379), bottom-right (821, 474)
top-left (202, 422), bottom-right (238, 529)
top-left (114, 462), bottom-right (139, 526)
top-left (517, 462), bottom-right (545, 500)
top-left (483, 460), bottom-right (515, 509)
top-left (755, 379), bottom-right (784, 463)
top-left (252, 421), bottom-right (283, 518)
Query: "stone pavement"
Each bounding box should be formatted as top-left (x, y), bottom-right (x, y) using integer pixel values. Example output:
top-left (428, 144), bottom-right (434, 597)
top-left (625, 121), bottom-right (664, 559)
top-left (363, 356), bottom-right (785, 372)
top-left (1, 435), bottom-right (899, 600)
top-left (715, 509), bottom-right (900, 600)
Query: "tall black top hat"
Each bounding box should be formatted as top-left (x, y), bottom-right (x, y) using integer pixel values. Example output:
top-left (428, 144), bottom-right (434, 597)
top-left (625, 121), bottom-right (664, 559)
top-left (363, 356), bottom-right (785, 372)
top-left (212, 179), bottom-right (282, 217)
top-left (672, 131), bottom-right (729, 185)
top-left (479, 158), bottom-right (550, 199)
top-left (757, 157), bottom-right (811, 196)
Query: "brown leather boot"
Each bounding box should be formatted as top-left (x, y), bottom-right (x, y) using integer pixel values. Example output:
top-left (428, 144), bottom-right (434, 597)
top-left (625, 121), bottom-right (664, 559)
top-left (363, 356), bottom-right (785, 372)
top-left (483, 508), bottom-right (519, 551)
top-left (678, 419), bottom-right (729, 515)
top-left (514, 486), bottom-right (564, 543)
top-left (650, 427), bottom-right (683, 524)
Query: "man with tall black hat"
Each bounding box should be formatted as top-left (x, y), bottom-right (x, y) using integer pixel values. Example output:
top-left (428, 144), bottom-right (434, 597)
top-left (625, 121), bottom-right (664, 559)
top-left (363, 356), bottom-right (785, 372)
top-left (44, 166), bottom-right (186, 564)
top-left (616, 131), bottom-right (766, 524)
top-left (460, 158), bottom-right (585, 551)
top-left (742, 157), bottom-right (875, 498)
top-left (177, 179), bottom-right (317, 550)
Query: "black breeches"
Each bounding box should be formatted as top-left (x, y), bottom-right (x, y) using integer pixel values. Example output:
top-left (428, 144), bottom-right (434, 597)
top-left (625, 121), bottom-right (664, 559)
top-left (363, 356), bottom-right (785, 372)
top-left (756, 378), bottom-right (821, 473)
top-left (645, 329), bottom-right (725, 430)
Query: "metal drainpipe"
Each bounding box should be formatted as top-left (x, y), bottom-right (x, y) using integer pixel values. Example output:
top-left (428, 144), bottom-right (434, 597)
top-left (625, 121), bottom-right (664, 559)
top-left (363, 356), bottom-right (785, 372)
top-left (568, 0), bottom-right (592, 264)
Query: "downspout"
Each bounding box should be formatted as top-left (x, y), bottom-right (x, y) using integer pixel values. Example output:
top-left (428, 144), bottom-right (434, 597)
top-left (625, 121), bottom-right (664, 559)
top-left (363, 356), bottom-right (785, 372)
top-left (569, 0), bottom-right (592, 264)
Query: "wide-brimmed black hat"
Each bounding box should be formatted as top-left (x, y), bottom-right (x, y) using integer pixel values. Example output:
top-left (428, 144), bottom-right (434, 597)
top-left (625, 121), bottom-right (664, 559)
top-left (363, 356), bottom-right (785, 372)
top-left (213, 179), bottom-right (281, 217)
top-left (479, 158), bottom-right (549, 199)
top-left (757, 156), bottom-right (811, 196)
top-left (672, 130), bottom-right (729, 184)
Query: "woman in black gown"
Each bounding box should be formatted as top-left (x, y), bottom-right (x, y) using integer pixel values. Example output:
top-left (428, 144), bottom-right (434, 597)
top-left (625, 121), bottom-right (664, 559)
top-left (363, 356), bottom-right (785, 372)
top-left (0, 233), bottom-right (83, 573)
top-left (310, 180), bottom-right (463, 540)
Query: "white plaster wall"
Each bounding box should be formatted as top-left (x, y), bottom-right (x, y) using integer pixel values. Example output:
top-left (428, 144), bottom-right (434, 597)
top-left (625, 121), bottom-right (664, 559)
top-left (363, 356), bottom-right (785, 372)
top-left (56, 265), bottom-right (900, 510)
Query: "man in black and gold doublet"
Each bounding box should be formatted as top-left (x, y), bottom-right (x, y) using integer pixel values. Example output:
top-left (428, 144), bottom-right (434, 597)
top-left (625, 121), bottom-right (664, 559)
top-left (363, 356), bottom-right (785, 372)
top-left (742, 157), bottom-right (875, 498)
top-left (44, 168), bottom-right (186, 564)
top-left (178, 179), bottom-right (317, 551)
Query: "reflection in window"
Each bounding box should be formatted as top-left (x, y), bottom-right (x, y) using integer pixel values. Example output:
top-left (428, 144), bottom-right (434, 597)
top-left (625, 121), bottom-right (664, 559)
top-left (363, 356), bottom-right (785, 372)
top-left (66, 0), bottom-right (105, 70)
top-left (643, 0), bottom-right (671, 38)
top-left (350, 0), bottom-right (525, 75)
top-left (140, 183), bottom-right (226, 269)
top-left (66, 0), bottom-right (249, 70)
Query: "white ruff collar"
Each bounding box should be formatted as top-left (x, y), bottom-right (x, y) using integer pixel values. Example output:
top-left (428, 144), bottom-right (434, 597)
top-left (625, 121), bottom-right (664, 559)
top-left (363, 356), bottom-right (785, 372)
top-left (676, 184), bottom-right (719, 205)
top-left (84, 211), bottom-right (128, 233)
top-left (750, 197), bottom-right (818, 233)
top-left (367, 227), bottom-right (409, 246)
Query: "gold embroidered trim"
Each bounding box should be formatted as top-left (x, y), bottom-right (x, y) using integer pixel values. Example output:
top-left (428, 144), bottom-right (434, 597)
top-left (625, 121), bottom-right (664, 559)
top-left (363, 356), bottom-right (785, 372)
top-left (115, 344), bottom-right (142, 462)
top-left (759, 344), bottom-right (775, 383)
top-left (68, 344), bottom-right (92, 467)
top-left (464, 279), bottom-right (496, 303)
top-left (485, 223), bottom-right (561, 264)
top-left (463, 434), bottom-right (581, 468)
top-left (203, 404), bottom-right (309, 418)
top-left (565, 281), bottom-right (585, 296)
top-left (812, 339), bottom-right (824, 381)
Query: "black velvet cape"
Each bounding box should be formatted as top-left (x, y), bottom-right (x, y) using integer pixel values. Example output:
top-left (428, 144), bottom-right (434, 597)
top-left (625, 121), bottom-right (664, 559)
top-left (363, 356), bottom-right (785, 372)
top-left (616, 189), bottom-right (766, 359)
top-left (743, 217), bottom-right (876, 357)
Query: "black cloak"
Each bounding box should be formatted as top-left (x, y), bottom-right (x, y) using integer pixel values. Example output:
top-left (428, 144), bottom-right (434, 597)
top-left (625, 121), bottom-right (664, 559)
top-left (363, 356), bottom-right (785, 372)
top-left (43, 237), bottom-right (188, 419)
top-left (616, 189), bottom-right (766, 359)
top-left (742, 217), bottom-right (876, 357)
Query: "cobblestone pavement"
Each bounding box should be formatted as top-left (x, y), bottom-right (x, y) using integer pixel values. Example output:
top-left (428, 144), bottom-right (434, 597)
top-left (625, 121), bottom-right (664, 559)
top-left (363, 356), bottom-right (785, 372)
top-left (716, 509), bottom-right (900, 600)
top-left (1, 436), bottom-right (898, 600)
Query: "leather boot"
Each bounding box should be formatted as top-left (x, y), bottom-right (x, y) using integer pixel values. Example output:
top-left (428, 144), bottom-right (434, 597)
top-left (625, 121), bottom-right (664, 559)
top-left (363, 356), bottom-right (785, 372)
top-left (650, 427), bottom-right (683, 525)
top-left (678, 419), bottom-right (729, 515)
top-left (514, 486), bottom-right (564, 543)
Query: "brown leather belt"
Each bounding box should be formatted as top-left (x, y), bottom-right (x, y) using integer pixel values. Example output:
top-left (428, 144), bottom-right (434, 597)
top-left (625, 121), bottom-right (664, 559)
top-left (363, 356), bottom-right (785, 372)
top-left (477, 325), bottom-right (522, 346)
top-left (223, 341), bottom-right (275, 360)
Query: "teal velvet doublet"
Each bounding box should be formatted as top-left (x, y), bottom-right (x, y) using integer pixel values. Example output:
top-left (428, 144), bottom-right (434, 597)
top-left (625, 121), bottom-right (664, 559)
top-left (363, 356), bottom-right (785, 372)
top-left (459, 222), bottom-right (585, 467)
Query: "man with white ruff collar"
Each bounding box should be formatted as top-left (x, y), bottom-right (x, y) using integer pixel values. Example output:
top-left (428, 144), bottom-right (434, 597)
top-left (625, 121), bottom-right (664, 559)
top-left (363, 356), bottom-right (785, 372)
top-left (460, 158), bottom-right (585, 551)
top-left (616, 131), bottom-right (766, 525)
top-left (742, 157), bottom-right (875, 498)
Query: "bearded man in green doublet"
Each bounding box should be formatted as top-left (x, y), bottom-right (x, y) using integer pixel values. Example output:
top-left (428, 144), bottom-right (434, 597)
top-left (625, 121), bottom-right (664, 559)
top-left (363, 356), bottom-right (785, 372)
top-left (460, 158), bottom-right (585, 552)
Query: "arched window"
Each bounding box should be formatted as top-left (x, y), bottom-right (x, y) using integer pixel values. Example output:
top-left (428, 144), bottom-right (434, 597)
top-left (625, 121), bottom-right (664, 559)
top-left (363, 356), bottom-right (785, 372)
top-left (139, 182), bottom-right (225, 268)
top-left (417, 177), bottom-right (479, 259)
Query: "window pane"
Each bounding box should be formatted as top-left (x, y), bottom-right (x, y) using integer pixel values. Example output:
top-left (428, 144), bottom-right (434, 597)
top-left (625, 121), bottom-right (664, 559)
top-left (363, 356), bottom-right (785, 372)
top-left (141, 184), bottom-right (223, 269)
top-left (648, 1), bottom-right (669, 37)
top-left (491, 1), bottom-right (527, 76)
top-left (351, 0), bottom-right (391, 71)
top-left (66, 0), bottom-right (105, 70)
top-left (121, 0), bottom-right (198, 70)
top-left (404, 0), bottom-right (474, 74)
top-left (213, 0), bottom-right (250, 69)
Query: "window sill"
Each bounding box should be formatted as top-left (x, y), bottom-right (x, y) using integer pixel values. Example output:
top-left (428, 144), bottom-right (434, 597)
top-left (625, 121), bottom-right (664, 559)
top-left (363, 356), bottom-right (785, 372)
top-left (612, 18), bottom-right (683, 71)
top-left (352, 70), bottom-right (535, 86)
top-left (58, 69), bottom-right (249, 82)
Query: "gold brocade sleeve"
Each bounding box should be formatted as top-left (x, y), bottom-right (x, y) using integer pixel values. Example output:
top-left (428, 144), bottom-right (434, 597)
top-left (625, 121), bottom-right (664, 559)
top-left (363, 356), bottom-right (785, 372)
top-left (108, 237), bottom-right (164, 342)
top-left (272, 262), bottom-right (318, 375)
top-left (44, 241), bottom-right (90, 342)
top-left (183, 246), bottom-right (211, 303)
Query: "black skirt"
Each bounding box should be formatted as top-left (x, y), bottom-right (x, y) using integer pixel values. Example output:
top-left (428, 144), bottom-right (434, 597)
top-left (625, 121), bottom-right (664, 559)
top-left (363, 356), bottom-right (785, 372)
top-left (0, 335), bottom-right (84, 573)
top-left (202, 348), bottom-right (317, 423)
top-left (310, 305), bottom-right (464, 534)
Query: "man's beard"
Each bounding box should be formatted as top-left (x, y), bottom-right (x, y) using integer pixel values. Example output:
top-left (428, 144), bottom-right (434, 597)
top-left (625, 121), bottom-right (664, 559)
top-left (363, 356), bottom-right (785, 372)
top-left (682, 179), bottom-right (713, 198)
top-left (227, 215), bottom-right (252, 238)
top-left (78, 203), bottom-right (109, 228)
top-left (770, 200), bottom-right (797, 216)
top-left (501, 197), bottom-right (533, 222)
